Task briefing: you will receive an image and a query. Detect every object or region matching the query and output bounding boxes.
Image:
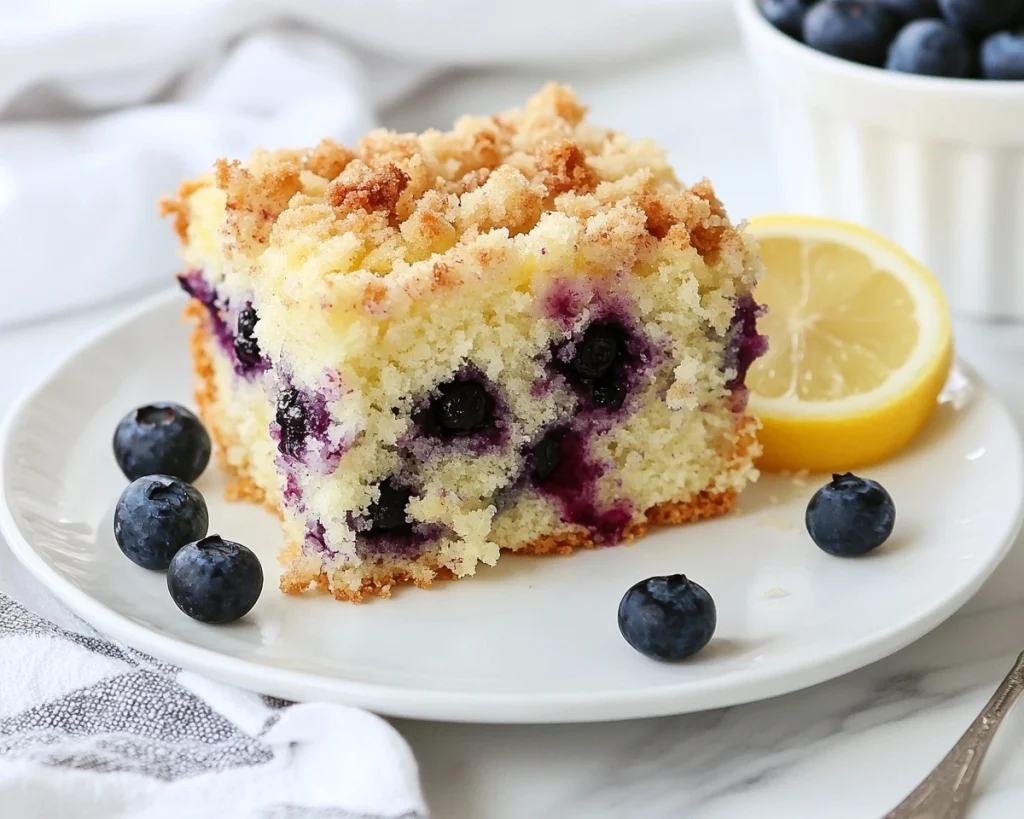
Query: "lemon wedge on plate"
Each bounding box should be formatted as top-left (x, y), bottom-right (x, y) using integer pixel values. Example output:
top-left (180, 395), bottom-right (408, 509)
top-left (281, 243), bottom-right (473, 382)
top-left (745, 215), bottom-right (953, 473)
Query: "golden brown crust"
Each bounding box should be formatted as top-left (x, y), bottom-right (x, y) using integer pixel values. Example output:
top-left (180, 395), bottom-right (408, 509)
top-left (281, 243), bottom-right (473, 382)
top-left (513, 530), bottom-right (601, 557)
top-left (515, 491), bottom-right (738, 556)
top-left (159, 178), bottom-right (208, 242)
top-left (644, 491), bottom-right (738, 525)
top-left (277, 488), bottom-right (740, 602)
top-left (281, 561), bottom-right (456, 603)
top-left (185, 302), bottom-right (276, 515)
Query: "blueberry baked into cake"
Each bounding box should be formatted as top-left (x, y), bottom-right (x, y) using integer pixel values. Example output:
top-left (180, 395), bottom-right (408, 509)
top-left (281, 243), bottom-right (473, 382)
top-left (162, 84), bottom-right (767, 602)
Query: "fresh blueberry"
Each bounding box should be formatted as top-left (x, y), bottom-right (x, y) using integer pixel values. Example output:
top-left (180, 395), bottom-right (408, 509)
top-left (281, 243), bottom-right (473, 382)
top-left (760, 0), bottom-right (816, 40)
top-left (530, 431), bottom-right (562, 484)
top-left (167, 535), bottom-right (263, 624)
top-left (113, 402), bottom-right (211, 483)
top-left (368, 479), bottom-right (413, 532)
top-left (981, 28), bottom-right (1024, 77)
top-left (618, 575), bottom-right (717, 662)
top-left (592, 377), bottom-right (626, 410)
top-left (571, 324), bottom-right (621, 380)
top-left (233, 305), bottom-right (262, 369)
top-left (434, 380), bottom-right (492, 434)
top-left (878, 0), bottom-right (942, 19)
top-left (113, 475), bottom-right (209, 570)
top-left (887, 19), bottom-right (975, 75)
top-left (938, 0), bottom-right (1024, 33)
top-left (804, 0), bottom-right (902, 66)
top-left (276, 387), bottom-right (308, 458)
top-left (806, 472), bottom-right (896, 556)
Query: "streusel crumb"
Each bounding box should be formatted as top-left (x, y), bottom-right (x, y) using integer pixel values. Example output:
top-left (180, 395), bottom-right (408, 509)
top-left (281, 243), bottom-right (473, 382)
top-left (163, 83), bottom-right (741, 279)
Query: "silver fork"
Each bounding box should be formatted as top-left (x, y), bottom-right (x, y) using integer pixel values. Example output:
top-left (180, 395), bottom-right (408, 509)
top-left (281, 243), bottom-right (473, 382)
top-left (884, 651), bottom-right (1024, 819)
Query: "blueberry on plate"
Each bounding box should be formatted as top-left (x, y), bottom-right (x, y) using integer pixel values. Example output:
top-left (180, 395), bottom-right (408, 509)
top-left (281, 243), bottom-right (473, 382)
top-left (113, 475), bottom-right (209, 570)
top-left (981, 28), bottom-right (1024, 78)
top-left (887, 19), bottom-right (976, 76)
top-left (804, 0), bottom-right (902, 66)
top-left (113, 402), bottom-right (211, 483)
top-left (806, 473), bottom-right (896, 556)
top-left (759, 0), bottom-right (816, 40)
top-left (167, 535), bottom-right (263, 624)
top-left (878, 0), bottom-right (942, 20)
top-left (938, 0), bottom-right (1024, 34)
top-left (618, 575), bottom-right (717, 661)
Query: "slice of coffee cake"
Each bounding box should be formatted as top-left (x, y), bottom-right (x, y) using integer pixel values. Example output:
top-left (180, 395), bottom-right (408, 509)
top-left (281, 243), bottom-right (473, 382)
top-left (163, 84), bottom-right (766, 602)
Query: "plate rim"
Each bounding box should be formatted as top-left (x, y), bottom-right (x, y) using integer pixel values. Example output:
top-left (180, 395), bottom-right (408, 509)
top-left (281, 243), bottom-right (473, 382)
top-left (2, 289), bottom-right (1023, 724)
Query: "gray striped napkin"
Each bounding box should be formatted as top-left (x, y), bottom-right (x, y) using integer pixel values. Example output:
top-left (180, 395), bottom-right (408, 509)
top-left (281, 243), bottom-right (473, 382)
top-left (0, 593), bottom-right (427, 819)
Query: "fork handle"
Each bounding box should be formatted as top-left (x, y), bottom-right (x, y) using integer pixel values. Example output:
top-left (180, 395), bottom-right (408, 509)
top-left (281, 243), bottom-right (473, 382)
top-left (884, 651), bottom-right (1024, 819)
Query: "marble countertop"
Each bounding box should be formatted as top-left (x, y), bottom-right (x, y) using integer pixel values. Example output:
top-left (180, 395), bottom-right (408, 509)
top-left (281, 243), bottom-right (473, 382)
top-left (4, 34), bottom-right (1024, 819)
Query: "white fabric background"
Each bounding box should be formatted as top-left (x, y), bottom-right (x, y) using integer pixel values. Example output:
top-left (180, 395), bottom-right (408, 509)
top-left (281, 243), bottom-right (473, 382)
top-left (0, 0), bottom-right (730, 327)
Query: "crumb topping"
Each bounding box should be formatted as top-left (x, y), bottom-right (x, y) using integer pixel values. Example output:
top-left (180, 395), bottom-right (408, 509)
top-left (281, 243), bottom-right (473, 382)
top-left (163, 83), bottom-right (748, 280)
top-left (325, 162), bottom-right (410, 224)
top-left (536, 140), bottom-right (598, 197)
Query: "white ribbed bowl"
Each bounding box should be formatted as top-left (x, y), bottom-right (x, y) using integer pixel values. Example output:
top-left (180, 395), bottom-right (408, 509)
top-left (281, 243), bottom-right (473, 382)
top-left (735, 0), bottom-right (1024, 320)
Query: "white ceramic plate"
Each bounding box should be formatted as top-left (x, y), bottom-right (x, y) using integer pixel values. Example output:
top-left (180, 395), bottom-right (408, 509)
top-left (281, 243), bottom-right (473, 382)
top-left (2, 291), bottom-right (1022, 724)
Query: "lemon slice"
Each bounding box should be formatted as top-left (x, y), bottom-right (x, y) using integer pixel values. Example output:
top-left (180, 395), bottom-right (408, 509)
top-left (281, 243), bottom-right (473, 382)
top-left (745, 215), bottom-right (953, 473)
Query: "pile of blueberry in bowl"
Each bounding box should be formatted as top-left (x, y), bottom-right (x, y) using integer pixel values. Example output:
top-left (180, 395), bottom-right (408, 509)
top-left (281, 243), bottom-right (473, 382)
top-left (112, 402), bottom-right (263, 624)
top-left (759, 0), bottom-right (1024, 78)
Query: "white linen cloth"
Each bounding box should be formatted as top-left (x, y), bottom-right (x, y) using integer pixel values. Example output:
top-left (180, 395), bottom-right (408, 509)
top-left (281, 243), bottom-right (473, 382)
top-left (0, 1), bottom-right (729, 816)
top-left (0, 0), bottom-right (729, 327)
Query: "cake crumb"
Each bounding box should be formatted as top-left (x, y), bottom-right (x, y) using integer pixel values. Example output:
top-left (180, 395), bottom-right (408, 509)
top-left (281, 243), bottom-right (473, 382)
top-left (758, 514), bottom-right (798, 532)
